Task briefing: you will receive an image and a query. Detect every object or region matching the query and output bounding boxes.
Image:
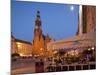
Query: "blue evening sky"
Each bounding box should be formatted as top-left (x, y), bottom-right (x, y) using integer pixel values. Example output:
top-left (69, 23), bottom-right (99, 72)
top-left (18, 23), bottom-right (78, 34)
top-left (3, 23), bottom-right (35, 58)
top-left (11, 0), bottom-right (79, 43)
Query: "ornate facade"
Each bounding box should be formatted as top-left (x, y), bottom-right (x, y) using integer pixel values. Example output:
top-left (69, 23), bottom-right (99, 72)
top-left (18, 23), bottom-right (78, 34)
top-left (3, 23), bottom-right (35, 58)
top-left (11, 35), bottom-right (32, 57)
top-left (32, 11), bottom-right (51, 57)
top-left (15, 39), bottom-right (32, 57)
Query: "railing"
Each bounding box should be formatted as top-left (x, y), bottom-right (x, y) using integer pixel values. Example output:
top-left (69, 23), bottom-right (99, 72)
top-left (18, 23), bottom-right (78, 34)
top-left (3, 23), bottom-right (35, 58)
top-left (45, 62), bottom-right (96, 72)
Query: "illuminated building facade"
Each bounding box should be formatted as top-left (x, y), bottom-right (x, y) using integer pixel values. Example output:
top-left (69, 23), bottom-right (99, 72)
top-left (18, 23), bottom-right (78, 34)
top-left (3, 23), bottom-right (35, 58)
top-left (11, 35), bottom-right (18, 54)
top-left (32, 11), bottom-right (51, 57)
top-left (47, 31), bottom-right (95, 51)
top-left (11, 35), bottom-right (32, 57)
top-left (15, 39), bottom-right (32, 57)
top-left (11, 11), bottom-right (52, 57)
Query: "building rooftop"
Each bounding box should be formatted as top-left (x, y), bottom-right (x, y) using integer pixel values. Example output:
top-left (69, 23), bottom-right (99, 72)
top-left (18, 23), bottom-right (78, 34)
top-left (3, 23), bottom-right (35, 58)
top-left (15, 39), bottom-right (32, 45)
top-left (48, 31), bottom-right (96, 45)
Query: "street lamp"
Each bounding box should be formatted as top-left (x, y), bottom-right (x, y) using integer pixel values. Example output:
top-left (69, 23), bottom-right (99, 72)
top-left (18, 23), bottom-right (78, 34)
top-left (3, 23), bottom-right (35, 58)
top-left (88, 48), bottom-right (91, 51)
top-left (91, 47), bottom-right (95, 50)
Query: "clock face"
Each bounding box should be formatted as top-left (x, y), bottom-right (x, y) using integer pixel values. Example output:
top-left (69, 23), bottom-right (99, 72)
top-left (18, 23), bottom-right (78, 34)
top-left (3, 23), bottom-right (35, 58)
top-left (35, 26), bottom-right (38, 29)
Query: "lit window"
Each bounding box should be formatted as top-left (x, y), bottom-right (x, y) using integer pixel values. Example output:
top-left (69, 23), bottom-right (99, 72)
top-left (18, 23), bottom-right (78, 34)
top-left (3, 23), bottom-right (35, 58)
top-left (20, 53), bottom-right (24, 57)
top-left (40, 48), bottom-right (43, 50)
top-left (17, 42), bottom-right (21, 48)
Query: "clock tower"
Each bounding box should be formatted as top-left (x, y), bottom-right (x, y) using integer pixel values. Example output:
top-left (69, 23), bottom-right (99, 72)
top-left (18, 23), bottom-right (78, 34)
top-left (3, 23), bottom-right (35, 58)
top-left (32, 11), bottom-right (45, 56)
top-left (34, 11), bottom-right (42, 41)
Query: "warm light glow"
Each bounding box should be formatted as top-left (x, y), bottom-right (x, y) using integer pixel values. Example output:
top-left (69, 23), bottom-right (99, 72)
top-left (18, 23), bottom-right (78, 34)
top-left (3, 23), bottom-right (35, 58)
top-left (88, 48), bottom-right (91, 51)
top-left (68, 51), bottom-right (74, 56)
top-left (68, 50), bottom-right (79, 56)
top-left (53, 51), bottom-right (57, 54)
top-left (20, 53), bottom-right (24, 57)
top-left (17, 42), bottom-right (21, 45)
top-left (17, 44), bottom-right (21, 48)
top-left (17, 42), bottom-right (21, 48)
top-left (91, 47), bottom-right (95, 50)
top-left (20, 53), bottom-right (32, 57)
top-left (40, 48), bottom-right (43, 50)
top-left (74, 50), bottom-right (79, 56)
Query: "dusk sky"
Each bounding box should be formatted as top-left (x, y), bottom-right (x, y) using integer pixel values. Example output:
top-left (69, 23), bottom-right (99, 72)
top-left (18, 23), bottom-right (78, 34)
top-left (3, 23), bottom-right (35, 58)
top-left (11, 0), bottom-right (79, 43)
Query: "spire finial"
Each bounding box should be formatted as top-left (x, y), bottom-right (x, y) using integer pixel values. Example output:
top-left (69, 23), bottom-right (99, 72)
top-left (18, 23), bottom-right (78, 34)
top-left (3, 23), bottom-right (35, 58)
top-left (37, 10), bottom-right (40, 14)
top-left (37, 10), bottom-right (40, 18)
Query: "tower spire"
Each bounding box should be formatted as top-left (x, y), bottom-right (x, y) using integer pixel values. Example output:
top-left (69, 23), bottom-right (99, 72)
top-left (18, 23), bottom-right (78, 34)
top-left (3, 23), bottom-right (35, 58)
top-left (36, 10), bottom-right (40, 19)
top-left (32, 11), bottom-right (45, 56)
top-left (35, 10), bottom-right (42, 28)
